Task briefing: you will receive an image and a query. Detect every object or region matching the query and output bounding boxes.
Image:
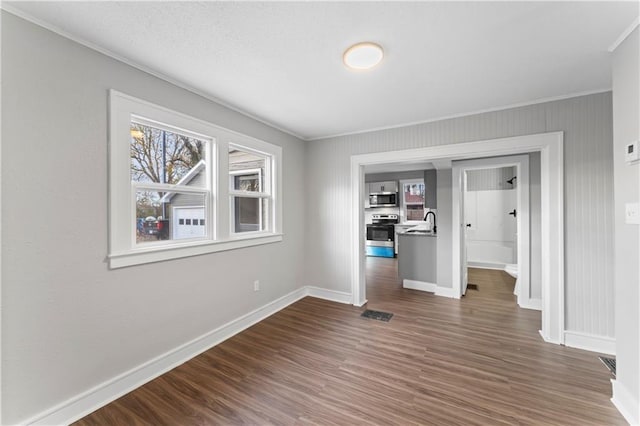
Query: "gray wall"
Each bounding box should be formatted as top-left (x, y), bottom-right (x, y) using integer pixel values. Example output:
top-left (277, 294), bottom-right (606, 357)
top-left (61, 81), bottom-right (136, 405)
top-left (305, 92), bottom-right (615, 339)
top-left (1, 12), bottom-right (306, 424)
top-left (612, 27), bottom-right (639, 421)
top-left (424, 169), bottom-right (437, 209)
top-left (436, 169), bottom-right (453, 288)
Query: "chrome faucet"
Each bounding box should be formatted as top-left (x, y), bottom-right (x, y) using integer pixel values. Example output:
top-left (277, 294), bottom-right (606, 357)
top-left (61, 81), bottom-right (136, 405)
top-left (423, 211), bottom-right (437, 233)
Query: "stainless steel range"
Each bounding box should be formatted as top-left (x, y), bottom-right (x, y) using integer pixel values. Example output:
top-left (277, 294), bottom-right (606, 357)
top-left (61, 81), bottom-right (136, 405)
top-left (366, 214), bottom-right (399, 258)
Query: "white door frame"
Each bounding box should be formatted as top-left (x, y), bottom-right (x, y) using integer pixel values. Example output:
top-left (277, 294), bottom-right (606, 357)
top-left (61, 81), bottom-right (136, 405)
top-left (350, 131), bottom-right (564, 344)
top-left (452, 155), bottom-right (530, 307)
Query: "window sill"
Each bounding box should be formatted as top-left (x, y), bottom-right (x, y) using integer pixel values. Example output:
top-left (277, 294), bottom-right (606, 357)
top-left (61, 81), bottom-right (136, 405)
top-left (108, 233), bottom-right (283, 269)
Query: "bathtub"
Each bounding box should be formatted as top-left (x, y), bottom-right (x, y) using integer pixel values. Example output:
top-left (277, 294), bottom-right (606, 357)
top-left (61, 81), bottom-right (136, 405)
top-left (466, 241), bottom-right (516, 268)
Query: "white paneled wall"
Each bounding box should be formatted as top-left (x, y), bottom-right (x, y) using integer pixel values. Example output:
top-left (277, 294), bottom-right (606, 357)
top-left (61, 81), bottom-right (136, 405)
top-left (306, 92), bottom-right (614, 339)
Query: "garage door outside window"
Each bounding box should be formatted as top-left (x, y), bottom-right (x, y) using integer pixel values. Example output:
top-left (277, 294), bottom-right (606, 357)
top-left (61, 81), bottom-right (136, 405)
top-left (173, 207), bottom-right (206, 239)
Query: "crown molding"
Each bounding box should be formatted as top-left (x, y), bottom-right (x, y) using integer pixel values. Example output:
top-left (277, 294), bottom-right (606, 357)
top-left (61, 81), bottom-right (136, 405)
top-left (0, 5), bottom-right (308, 141)
top-left (608, 16), bottom-right (640, 52)
top-left (308, 89), bottom-right (611, 141)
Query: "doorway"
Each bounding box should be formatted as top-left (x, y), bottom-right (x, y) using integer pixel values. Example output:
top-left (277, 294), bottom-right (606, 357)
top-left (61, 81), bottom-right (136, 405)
top-left (350, 132), bottom-right (565, 344)
top-left (453, 155), bottom-right (531, 308)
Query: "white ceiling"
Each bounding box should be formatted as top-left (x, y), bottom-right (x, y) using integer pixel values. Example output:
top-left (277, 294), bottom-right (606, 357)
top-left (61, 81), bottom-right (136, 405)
top-left (5, 1), bottom-right (638, 141)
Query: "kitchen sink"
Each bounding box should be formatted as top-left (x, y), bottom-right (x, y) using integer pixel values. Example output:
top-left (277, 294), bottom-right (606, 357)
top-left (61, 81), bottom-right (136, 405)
top-left (406, 229), bottom-right (435, 234)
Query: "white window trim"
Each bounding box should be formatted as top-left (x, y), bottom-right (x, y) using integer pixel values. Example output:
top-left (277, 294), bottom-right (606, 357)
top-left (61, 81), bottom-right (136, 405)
top-left (109, 90), bottom-right (283, 268)
top-left (399, 178), bottom-right (426, 224)
top-left (229, 163), bottom-right (271, 236)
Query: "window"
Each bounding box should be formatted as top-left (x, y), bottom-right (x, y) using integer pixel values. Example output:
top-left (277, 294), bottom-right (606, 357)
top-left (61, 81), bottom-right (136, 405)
top-left (131, 119), bottom-right (209, 245)
top-left (109, 90), bottom-right (282, 268)
top-left (229, 145), bottom-right (271, 234)
top-left (400, 179), bottom-right (425, 223)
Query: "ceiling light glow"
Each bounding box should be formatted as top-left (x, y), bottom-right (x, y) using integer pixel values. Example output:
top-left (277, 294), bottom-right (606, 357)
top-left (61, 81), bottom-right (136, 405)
top-left (343, 42), bottom-right (384, 70)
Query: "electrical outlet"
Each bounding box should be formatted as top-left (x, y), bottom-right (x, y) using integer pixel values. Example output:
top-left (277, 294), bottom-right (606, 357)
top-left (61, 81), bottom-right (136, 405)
top-left (253, 280), bottom-right (260, 292)
top-left (625, 203), bottom-right (639, 225)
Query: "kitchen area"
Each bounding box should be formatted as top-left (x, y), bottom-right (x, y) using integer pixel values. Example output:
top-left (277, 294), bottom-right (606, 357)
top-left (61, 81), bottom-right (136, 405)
top-left (364, 165), bottom-right (440, 289)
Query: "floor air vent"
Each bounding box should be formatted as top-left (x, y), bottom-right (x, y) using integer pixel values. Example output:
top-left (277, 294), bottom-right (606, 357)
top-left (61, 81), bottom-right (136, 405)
top-left (361, 309), bottom-right (393, 322)
top-left (467, 284), bottom-right (479, 290)
top-left (599, 357), bottom-right (616, 376)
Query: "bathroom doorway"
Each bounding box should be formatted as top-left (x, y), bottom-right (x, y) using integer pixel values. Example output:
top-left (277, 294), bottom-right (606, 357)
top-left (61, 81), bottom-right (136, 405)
top-left (453, 154), bottom-right (541, 310)
top-left (463, 164), bottom-right (519, 301)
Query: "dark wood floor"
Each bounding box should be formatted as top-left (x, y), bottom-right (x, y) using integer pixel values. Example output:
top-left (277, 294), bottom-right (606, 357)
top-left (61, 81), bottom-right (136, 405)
top-left (75, 258), bottom-right (623, 425)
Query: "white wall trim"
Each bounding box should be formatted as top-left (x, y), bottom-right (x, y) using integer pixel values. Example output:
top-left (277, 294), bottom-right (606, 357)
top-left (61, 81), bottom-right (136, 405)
top-left (307, 286), bottom-right (353, 304)
top-left (0, 5), bottom-right (617, 143)
top-left (20, 286), bottom-right (352, 425)
top-left (403, 279), bottom-right (437, 292)
top-left (518, 298), bottom-right (542, 311)
top-left (564, 331), bottom-right (616, 356)
top-left (23, 287), bottom-right (310, 425)
top-left (108, 90), bottom-right (284, 269)
top-left (0, 9), bottom-right (3, 420)
top-left (0, 5), bottom-right (307, 142)
top-left (434, 286), bottom-right (458, 299)
top-left (608, 16), bottom-right (640, 52)
top-left (402, 279), bottom-right (458, 299)
top-left (351, 132), bottom-right (565, 345)
top-left (452, 155), bottom-right (530, 307)
top-left (310, 90), bottom-right (609, 142)
top-left (612, 379), bottom-right (640, 426)
top-left (467, 261), bottom-right (507, 270)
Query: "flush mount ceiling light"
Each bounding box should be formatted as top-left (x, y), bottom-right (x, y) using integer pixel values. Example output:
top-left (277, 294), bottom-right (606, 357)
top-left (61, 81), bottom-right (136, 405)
top-left (343, 42), bottom-right (384, 70)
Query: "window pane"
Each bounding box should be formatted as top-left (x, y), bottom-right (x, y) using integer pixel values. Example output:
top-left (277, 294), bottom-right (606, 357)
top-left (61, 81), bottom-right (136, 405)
top-left (136, 190), bottom-right (206, 243)
top-left (229, 147), bottom-right (266, 192)
top-left (403, 182), bottom-right (425, 203)
top-left (131, 122), bottom-right (206, 186)
top-left (232, 197), bottom-right (268, 233)
top-left (233, 173), bottom-right (260, 192)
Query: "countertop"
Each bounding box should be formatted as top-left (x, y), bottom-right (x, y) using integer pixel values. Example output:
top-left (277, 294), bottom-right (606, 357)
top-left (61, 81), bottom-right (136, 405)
top-left (399, 231), bottom-right (437, 237)
top-left (398, 223), bottom-right (437, 237)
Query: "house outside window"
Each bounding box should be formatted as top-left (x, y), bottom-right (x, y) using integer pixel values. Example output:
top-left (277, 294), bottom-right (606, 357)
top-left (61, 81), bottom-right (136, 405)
top-left (109, 90), bottom-right (282, 268)
top-left (229, 146), bottom-right (272, 234)
top-left (130, 120), bottom-right (209, 244)
top-left (400, 179), bottom-right (425, 223)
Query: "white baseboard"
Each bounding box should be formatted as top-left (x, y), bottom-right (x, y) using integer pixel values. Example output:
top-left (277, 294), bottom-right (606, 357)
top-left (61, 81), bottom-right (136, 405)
top-left (435, 286), bottom-right (458, 298)
top-left (564, 331), bottom-right (616, 356)
top-left (403, 279), bottom-right (459, 299)
top-left (612, 379), bottom-right (639, 425)
top-left (403, 279), bottom-right (436, 292)
top-left (25, 287), bottom-right (309, 426)
top-left (467, 261), bottom-right (507, 270)
top-left (518, 298), bottom-right (542, 311)
top-left (539, 329), bottom-right (562, 345)
top-left (307, 286), bottom-right (352, 304)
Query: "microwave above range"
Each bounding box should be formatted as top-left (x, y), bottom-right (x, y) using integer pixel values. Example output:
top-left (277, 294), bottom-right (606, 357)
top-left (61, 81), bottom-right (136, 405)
top-left (369, 192), bottom-right (397, 207)
top-left (367, 180), bottom-right (398, 207)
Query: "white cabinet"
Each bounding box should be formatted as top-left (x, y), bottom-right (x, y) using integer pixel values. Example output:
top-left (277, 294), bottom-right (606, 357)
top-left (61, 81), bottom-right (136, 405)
top-left (369, 181), bottom-right (398, 193)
